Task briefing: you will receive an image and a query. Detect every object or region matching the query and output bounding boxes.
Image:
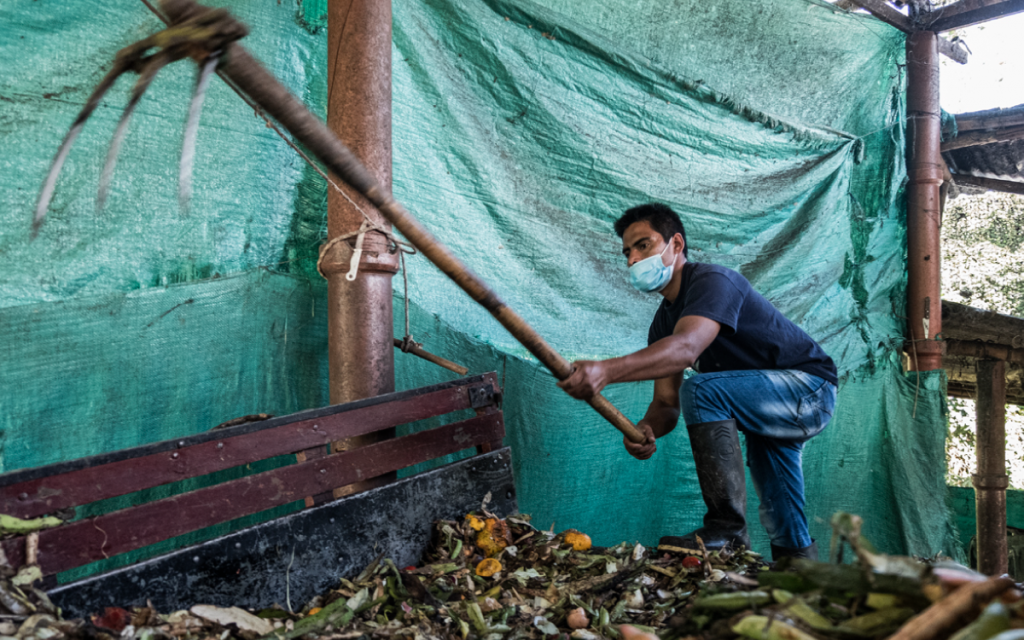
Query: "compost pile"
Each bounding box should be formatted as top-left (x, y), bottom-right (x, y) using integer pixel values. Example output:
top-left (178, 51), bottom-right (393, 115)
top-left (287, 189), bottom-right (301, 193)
top-left (6, 512), bottom-right (1024, 640)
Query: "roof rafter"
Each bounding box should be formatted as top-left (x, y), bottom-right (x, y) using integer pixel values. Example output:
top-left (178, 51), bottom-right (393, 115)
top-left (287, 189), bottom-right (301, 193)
top-left (942, 124), bottom-right (1024, 151)
top-left (953, 174), bottom-right (1024, 195)
top-left (843, 0), bottom-right (914, 31)
top-left (926, 0), bottom-right (1024, 30)
top-left (955, 108), bottom-right (1024, 132)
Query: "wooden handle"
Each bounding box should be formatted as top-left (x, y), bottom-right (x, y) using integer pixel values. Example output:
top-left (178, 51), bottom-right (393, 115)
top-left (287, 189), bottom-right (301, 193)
top-left (158, 0), bottom-right (645, 444)
top-left (588, 395), bottom-right (645, 443)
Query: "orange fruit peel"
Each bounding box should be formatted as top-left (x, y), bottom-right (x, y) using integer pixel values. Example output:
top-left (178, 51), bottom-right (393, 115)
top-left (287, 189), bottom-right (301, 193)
top-left (476, 558), bottom-right (502, 577)
top-left (564, 529), bottom-right (592, 552)
top-left (476, 518), bottom-right (512, 556)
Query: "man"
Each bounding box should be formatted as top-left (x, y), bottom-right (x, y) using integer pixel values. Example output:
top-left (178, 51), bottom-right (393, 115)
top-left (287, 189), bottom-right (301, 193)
top-left (558, 203), bottom-right (837, 560)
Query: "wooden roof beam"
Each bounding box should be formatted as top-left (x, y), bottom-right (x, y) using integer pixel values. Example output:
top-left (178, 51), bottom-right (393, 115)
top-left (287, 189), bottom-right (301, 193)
top-left (947, 340), bottom-right (1024, 363)
top-left (953, 174), bottom-right (1024, 195)
top-left (844, 0), bottom-right (914, 31)
top-left (942, 124), bottom-right (1024, 151)
top-left (955, 108), bottom-right (1024, 132)
top-left (927, 0), bottom-right (1024, 30)
top-left (942, 299), bottom-right (1024, 345)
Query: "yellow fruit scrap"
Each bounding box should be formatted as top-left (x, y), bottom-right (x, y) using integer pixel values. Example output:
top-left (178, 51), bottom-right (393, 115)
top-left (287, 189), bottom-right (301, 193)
top-left (476, 518), bottom-right (512, 557)
top-left (466, 515), bottom-right (485, 531)
top-left (563, 529), bottom-right (592, 552)
top-left (307, 608), bottom-right (322, 616)
top-left (476, 558), bottom-right (502, 577)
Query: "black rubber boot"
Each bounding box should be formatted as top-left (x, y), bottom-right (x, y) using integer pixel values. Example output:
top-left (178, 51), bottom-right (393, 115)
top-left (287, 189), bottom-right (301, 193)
top-left (771, 540), bottom-right (818, 562)
top-left (659, 419), bottom-right (750, 551)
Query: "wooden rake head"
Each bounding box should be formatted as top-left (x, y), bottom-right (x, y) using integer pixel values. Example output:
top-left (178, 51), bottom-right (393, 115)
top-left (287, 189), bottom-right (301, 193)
top-left (32, 5), bottom-right (249, 237)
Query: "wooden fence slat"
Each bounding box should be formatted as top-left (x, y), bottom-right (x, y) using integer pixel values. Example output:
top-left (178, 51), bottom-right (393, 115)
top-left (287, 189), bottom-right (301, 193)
top-left (0, 373), bottom-right (498, 488)
top-left (3, 413), bottom-right (504, 576)
top-left (0, 374), bottom-right (499, 519)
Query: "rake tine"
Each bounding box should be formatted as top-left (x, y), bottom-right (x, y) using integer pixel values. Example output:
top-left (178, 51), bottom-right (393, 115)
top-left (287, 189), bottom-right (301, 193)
top-left (33, 62), bottom-right (131, 237)
top-left (178, 51), bottom-right (220, 215)
top-left (96, 52), bottom-right (171, 212)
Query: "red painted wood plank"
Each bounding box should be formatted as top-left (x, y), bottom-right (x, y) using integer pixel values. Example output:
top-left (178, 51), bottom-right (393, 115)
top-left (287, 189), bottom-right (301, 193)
top-left (4, 413), bottom-right (505, 576)
top-left (0, 374), bottom-right (499, 519)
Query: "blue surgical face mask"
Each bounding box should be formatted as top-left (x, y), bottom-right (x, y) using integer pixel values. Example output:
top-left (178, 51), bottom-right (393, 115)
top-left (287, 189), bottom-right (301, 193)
top-left (629, 241), bottom-right (674, 293)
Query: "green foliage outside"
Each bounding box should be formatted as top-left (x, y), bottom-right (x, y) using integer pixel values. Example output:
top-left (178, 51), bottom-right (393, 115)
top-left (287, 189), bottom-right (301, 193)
top-left (942, 192), bottom-right (1024, 487)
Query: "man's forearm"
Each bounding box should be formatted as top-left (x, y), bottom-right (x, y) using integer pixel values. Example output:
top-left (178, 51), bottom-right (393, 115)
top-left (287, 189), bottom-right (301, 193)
top-left (559, 317), bottom-right (715, 401)
top-left (604, 335), bottom-right (696, 384)
top-left (642, 400), bottom-right (679, 438)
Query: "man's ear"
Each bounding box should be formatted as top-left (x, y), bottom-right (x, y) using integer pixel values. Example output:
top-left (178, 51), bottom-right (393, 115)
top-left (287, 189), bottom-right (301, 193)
top-left (674, 233), bottom-right (686, 257)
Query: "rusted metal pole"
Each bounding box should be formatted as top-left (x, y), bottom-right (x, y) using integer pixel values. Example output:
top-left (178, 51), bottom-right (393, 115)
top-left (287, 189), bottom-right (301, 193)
top-left (974, 358), bottom-right (1008, 576)
top-left (321, 0), bottom-right (399, 497)
top-left (905, 32), bottom-right (945, 371)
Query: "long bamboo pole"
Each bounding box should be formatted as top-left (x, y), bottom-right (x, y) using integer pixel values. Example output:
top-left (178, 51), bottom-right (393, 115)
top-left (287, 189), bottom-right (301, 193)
top-left (158, 0), bottom-right (644, 443)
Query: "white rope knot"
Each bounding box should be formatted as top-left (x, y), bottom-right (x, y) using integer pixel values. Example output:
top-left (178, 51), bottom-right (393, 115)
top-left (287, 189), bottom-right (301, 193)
top-left (345, 219), bottom-right (372, 281)
top-left (315, 221), bottom-right (411, 281)
top-left (399, 335), bottom-right (422, 353)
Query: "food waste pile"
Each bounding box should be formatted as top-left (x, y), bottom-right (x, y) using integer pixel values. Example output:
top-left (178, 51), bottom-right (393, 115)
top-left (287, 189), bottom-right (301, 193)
top-left (2, 512), bottom-right (1022, 640)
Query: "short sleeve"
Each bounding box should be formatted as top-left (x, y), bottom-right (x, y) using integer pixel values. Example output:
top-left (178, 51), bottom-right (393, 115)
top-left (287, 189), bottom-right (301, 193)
top-left (648, 306), bottom-right (671, 345)
top-left (679, 271), bottom-right (745, 335)
top-left (647, 318), bottom-right (660, 346)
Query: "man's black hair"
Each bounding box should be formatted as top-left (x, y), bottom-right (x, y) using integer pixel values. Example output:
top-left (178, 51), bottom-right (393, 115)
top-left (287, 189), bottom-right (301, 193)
top-left (614, 203), bottom-right (688, 259)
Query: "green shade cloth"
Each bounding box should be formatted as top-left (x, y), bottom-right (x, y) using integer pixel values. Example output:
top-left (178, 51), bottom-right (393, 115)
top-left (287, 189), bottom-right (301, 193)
top-left (0, 0), bottom-right (957, 578)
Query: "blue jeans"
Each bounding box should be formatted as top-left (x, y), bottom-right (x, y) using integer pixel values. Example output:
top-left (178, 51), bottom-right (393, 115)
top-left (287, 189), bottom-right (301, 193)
top-left (680, 369), bottom-right (836, 549)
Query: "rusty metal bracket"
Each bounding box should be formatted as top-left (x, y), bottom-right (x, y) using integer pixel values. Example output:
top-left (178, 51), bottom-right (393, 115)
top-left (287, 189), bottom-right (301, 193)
top-left (468, 384), bottom-right (499, 410)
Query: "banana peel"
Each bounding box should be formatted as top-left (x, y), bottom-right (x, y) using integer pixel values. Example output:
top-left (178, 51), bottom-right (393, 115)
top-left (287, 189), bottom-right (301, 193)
top-left (778, 599), bottom-right (835, 631)
top-left (694, 590), bottom-right (772, 611)
top-left (733, 614), bottom-right (819, 640)
top-left (11, 565), bottom-right (42, 588)
top-left (835, 607), bottom-right (916, 636)
top-left (949, 602), bottom-right (1012, 640)
top-left (0, 514), bottom-right (62, 537)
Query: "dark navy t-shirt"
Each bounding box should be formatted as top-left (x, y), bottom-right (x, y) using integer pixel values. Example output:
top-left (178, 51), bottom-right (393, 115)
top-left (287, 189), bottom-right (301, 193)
top-left (647, 262), bottom-right (837, 385)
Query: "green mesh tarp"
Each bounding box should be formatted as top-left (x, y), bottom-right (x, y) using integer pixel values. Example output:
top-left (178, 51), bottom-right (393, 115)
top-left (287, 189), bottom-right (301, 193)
top-left (0, 0), bottom-right (958, 566)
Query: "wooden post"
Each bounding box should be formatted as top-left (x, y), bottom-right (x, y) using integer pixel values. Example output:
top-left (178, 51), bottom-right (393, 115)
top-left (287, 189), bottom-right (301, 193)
top-left (974, 358), bottom-right (1008, 576)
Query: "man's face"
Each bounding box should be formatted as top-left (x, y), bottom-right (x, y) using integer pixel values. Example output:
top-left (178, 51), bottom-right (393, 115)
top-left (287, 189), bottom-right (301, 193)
top-left (621, 220), bottom-right (671, 267)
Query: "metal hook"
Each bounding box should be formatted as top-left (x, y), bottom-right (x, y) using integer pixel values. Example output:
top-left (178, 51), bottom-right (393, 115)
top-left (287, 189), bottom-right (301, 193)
top-left (97, 51), bottom-right (174, 212)
top-left (32, 4), bottom-right (248, 237)
top-left (178, 51), bottom-right (220, 215)
top-left (32, 62), bottom-right (132, 236)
